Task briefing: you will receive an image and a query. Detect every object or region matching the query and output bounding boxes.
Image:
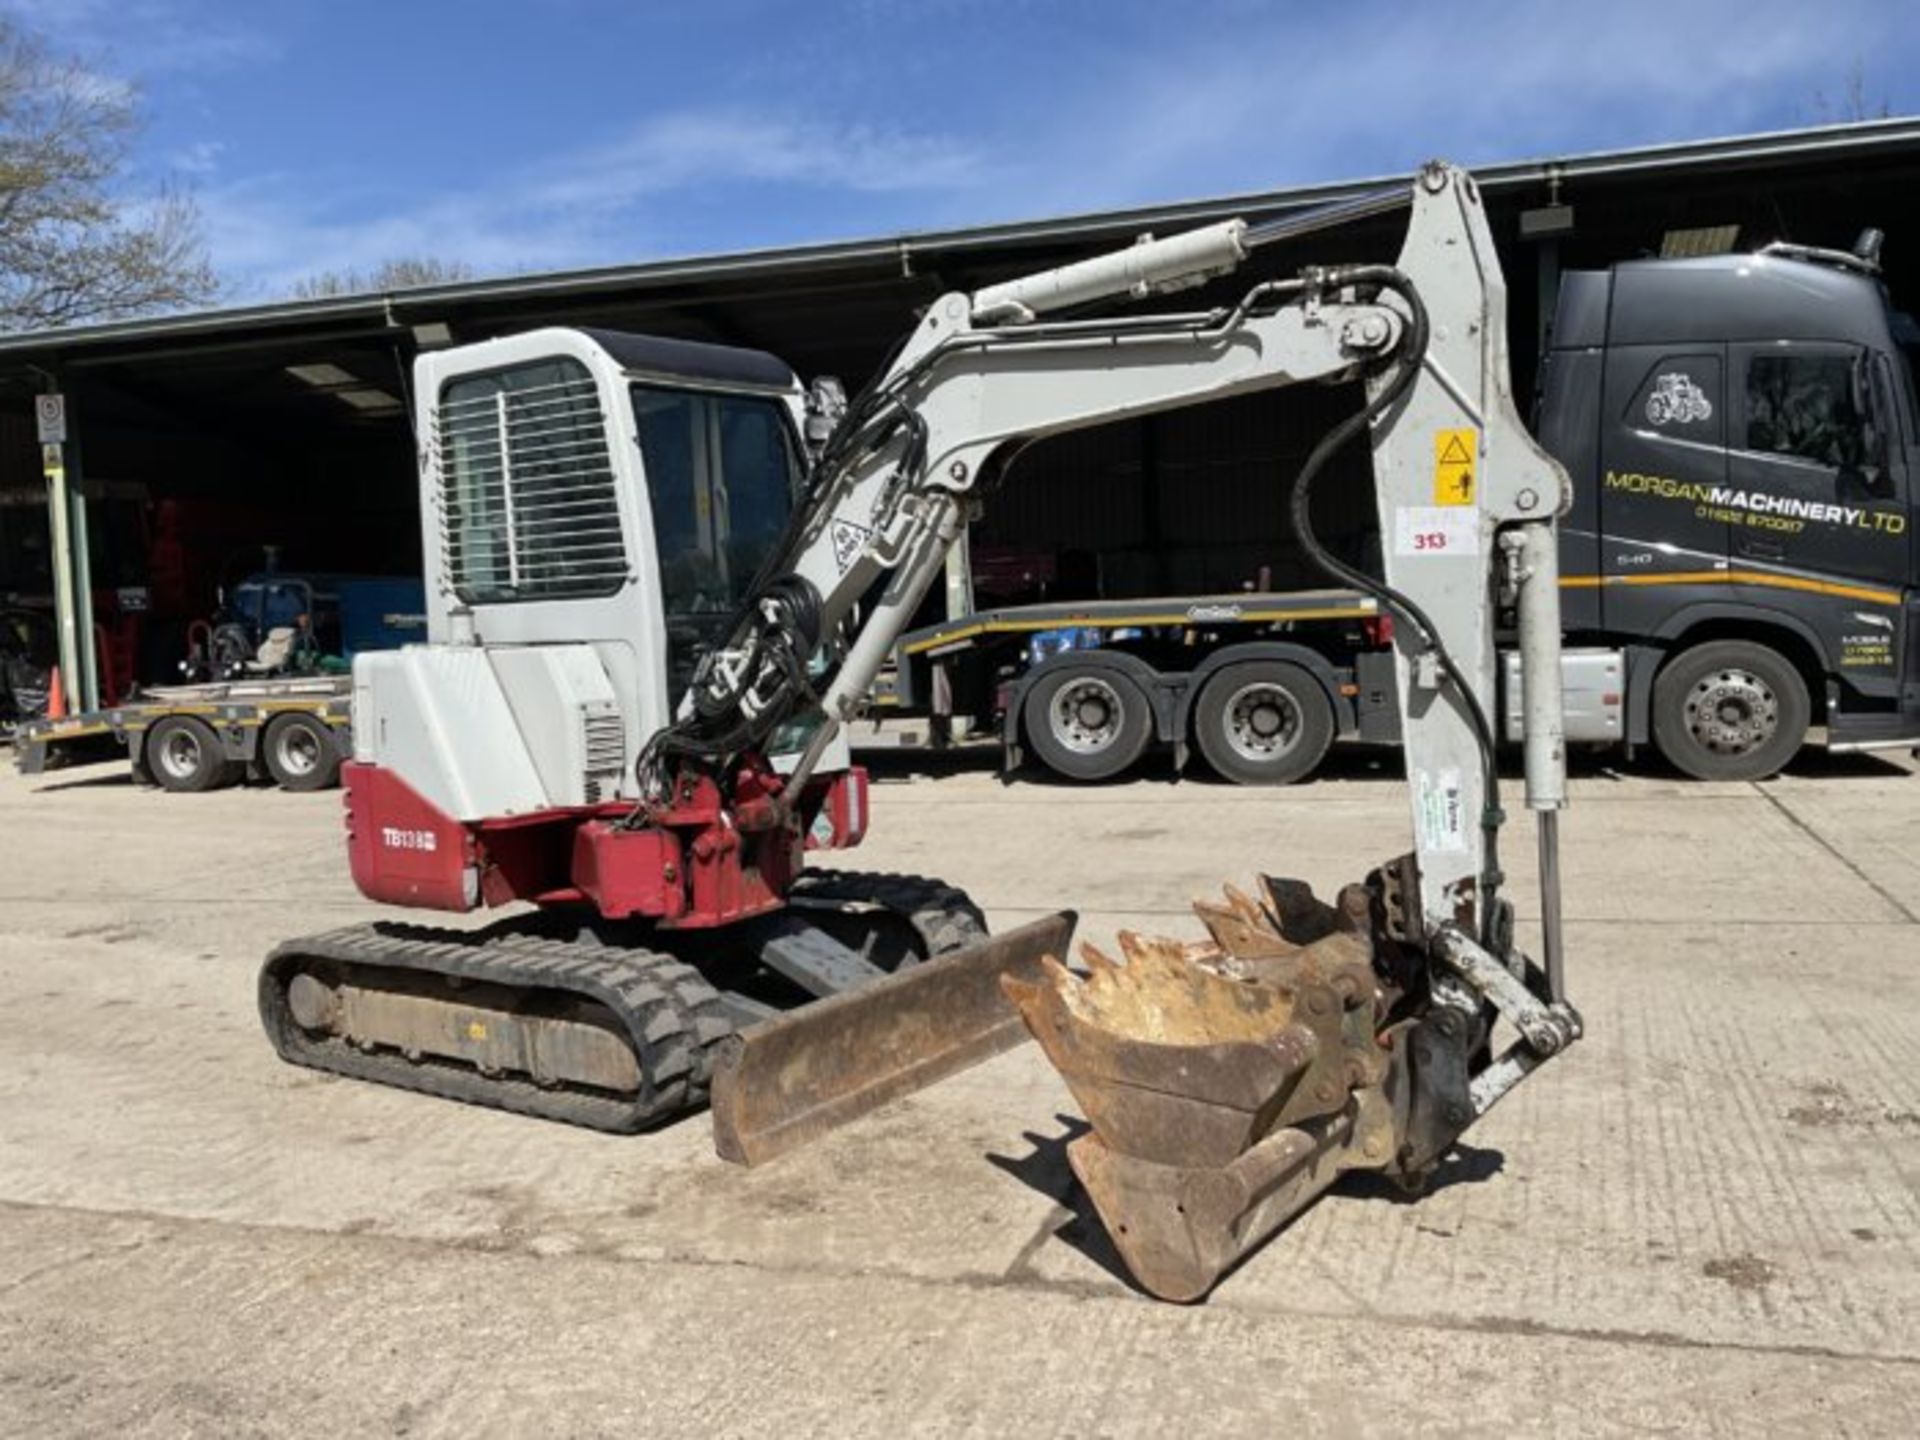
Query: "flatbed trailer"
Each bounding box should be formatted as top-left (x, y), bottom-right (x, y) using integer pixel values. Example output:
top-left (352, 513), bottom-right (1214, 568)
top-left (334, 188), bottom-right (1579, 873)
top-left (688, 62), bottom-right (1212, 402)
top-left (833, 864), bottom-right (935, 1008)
top-left (874, 588), bottom-right (1403, 784)
top-left (12, 675), bottom-right (352, 793)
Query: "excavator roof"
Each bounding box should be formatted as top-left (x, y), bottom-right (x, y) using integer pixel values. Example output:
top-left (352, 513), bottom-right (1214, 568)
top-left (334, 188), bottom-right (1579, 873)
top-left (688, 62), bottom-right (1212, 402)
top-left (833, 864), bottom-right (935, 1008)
top-left (576, 326), bottom-right (797, 391)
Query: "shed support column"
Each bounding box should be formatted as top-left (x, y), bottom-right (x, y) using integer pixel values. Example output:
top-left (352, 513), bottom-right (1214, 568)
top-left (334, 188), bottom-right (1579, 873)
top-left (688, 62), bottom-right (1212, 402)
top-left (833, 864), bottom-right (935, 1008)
top-left (943, 519), bottom-right (975, 622)
top-left (42, 441), bottom-right (81, 710)
top-left (67, 444), bottom-right (99, 711)
top-left (39, 385), bottom-right (99, 713)
top-left (1535, 236), bottom-right (1561, 362)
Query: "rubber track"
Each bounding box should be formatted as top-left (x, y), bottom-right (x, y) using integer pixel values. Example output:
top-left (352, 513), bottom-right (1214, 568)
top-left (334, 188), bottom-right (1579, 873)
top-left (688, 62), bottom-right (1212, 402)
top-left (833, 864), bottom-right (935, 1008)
top-left (786, 869), bottom-right (989, 959)
top-left (259, 922), bottom-right (736, 1133)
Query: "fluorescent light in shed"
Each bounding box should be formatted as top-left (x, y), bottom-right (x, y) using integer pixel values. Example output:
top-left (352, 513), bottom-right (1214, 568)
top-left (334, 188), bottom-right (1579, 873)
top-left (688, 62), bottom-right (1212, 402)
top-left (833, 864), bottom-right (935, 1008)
top-left (285, 362), bottom-right (359, 387)
top-left (1660, 225), bottom-right (1741, 258)
top-left (335, 388), bottom-right (403, 412)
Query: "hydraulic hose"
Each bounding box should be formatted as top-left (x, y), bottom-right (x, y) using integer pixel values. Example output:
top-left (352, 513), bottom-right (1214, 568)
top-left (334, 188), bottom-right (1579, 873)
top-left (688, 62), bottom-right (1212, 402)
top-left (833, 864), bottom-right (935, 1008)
top-left (1285, 267), bottom-right (1505, 945)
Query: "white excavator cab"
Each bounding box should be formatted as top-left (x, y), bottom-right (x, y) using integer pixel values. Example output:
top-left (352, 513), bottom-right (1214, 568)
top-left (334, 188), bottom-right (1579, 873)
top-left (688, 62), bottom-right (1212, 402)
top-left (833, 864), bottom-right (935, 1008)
top-left (356, 329), bottom-right (826, 824)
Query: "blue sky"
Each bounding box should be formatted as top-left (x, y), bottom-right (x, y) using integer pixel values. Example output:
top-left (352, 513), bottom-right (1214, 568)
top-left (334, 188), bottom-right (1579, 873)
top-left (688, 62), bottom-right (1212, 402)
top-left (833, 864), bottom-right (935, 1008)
top-left (8, 0), bottom-right (1918, 299)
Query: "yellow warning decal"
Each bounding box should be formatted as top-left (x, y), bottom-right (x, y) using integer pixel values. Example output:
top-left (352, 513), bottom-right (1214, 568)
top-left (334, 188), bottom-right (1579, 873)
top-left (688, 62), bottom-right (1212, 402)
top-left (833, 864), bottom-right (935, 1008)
top-left (1433, 428), bottom-right (1477, 506)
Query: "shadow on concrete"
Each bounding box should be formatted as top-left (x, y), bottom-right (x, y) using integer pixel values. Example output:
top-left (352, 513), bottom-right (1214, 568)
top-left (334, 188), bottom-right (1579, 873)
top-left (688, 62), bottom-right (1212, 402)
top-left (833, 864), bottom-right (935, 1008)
top-left (27, 770), bottom-right (135, 793)
top-left (985, 1114), bottom-right (1144, 1291)
top-left (858, 741), bottom-right (1411, 789)
top-left (1774, 749), bottom-right (1913, 782)
top-left (990, 1113), bottom-right (1512, 1297)
top-left (858, 737), bottom-right (1913, 790)
top-left (858, 746), bottom-right (1003, 785)
top-left (987, 1114), bottom-right (1510, 1295)
top-left (1333, 1140), bottom-right (1506, 1204)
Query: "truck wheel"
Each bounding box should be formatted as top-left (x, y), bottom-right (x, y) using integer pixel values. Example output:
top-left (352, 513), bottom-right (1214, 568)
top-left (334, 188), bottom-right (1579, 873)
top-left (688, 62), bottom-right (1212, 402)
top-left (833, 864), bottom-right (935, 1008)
top-left (147, 716), bottom-right (242, 793)
top-left (263, 712), bottom-right (343, 791)
top-left (1652, 640), bottom-right (1810, 781)
top-left (1192, 660), bottom-right (1334, 785)
top-left (1023, 664), bottom-right (1153, 781)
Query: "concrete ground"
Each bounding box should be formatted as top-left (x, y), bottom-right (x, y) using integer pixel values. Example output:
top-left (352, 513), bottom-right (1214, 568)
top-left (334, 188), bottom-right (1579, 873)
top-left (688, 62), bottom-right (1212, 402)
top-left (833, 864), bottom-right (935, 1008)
top-left (1, 742), bottom-right (1916, 1438)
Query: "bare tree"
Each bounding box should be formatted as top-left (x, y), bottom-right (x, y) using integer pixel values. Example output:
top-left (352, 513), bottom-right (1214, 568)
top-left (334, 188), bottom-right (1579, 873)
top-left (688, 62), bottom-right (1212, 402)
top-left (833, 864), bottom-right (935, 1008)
top-left (291, 257), bottom-right (476, 300)
top-left (0, 19), bottom-right (216, 330)
top-left (1808, 59), bottom-right (1893, 124)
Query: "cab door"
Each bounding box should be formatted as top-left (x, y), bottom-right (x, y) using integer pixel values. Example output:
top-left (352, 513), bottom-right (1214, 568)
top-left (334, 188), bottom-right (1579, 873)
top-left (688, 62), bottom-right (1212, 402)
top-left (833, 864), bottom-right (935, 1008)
top-left (1595, 345), bottom-right (1730, 627)
top-left (1727, 341), bottom-right (1908, 590)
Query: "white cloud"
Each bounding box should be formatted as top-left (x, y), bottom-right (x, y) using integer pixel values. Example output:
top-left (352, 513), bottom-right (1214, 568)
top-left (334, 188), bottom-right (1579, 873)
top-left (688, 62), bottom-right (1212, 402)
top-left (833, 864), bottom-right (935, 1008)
top-left (29, 0), bottom-right (1911, 301)
top-left (980, 0), bottom-right (1914, 214)
top-left (532, 112), bottom-right (989, 211)
top-left (203, 110), bottom-right (992, 296)
top-left (167, 139), bottom-right (225, 175)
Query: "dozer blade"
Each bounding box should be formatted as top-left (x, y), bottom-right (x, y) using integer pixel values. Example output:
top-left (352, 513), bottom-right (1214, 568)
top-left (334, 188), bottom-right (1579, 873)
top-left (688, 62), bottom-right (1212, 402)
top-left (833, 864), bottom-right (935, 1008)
top-left (711, 910), bottom-right (1076, 1166)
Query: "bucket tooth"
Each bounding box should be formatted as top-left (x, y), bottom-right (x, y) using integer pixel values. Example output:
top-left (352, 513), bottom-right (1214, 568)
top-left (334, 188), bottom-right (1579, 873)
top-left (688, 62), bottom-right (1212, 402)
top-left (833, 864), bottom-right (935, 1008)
top-left (1115, 929), bottom-right (1190, 967)
top-left (1258, 875), bottom-right (1354, 944)
top-left (1192, 882), bottom-right (1293, 962)
top-left (1191, 902), bottom-right (1287, 961)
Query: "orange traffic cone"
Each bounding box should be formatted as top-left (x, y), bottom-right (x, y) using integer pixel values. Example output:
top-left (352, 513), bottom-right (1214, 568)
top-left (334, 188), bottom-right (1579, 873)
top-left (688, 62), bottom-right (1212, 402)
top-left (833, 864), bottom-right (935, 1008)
top-left (45, 665), bottom-right (65, 720)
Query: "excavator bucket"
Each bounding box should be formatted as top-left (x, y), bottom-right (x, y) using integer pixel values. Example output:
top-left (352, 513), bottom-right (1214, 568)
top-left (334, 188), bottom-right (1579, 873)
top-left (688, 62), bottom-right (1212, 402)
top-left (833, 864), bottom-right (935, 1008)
top-left (1003, 876), bottom-right (1411, 1302)
top-left (712, 911), bottom-right (1076, 1165)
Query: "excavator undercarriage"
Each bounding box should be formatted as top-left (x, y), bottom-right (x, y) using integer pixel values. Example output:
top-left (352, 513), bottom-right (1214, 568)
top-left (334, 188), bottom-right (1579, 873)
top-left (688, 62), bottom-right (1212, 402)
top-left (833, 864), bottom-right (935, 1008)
top-left (262, 871), bottom-right (1074, 1148)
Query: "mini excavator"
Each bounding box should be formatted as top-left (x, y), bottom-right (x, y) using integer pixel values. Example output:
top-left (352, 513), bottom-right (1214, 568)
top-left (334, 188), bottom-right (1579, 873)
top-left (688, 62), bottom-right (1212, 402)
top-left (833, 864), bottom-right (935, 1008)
top-left (261, 163), bottom-right (1581, 1299)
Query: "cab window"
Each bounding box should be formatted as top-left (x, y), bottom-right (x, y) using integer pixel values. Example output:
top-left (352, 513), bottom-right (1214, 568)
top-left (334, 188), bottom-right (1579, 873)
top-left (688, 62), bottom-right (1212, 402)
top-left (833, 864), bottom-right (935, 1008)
top-left (630, 386), bottom-right (802, 618)
top-left (1744, 352), bottom-right (1867, 469)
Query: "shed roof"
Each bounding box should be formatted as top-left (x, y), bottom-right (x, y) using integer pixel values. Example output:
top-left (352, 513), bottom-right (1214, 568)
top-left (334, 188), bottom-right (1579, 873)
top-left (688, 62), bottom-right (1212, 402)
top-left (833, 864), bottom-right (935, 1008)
top-left (3, 117), bottom-right (1916, 366)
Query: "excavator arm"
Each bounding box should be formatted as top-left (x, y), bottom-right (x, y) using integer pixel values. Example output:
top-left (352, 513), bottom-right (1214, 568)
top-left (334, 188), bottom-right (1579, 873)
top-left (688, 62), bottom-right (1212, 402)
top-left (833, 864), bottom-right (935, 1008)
top-left (693, 163), bottom-right (1582, 1297)
top-left (668, 166), bottom-right (1567, 953)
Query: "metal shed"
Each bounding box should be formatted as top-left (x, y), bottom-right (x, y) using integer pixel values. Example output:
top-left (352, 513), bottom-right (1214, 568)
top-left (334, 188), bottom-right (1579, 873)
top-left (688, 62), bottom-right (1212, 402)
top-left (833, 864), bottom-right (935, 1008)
top-left (4, 118), bottom-right (1917, 709)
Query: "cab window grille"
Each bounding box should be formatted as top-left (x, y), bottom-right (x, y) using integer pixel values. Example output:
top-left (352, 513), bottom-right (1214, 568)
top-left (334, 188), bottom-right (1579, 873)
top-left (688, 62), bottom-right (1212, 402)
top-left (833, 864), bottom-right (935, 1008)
top-left (435, 358), bottom-right (630, 602)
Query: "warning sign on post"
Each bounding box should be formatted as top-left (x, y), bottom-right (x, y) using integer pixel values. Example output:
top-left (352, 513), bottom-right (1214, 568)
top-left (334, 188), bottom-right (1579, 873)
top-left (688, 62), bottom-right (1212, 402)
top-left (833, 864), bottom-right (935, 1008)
top-left (35, 393), bottom-right (66, 446)
top-left (1433, 427), bottom-right (1476, 506)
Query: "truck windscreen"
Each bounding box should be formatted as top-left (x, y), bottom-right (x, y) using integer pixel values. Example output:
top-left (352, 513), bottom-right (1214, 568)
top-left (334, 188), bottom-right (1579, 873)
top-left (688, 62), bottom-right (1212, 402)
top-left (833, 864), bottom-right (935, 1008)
top-left (1894, 311), bottom-right (1920, 427)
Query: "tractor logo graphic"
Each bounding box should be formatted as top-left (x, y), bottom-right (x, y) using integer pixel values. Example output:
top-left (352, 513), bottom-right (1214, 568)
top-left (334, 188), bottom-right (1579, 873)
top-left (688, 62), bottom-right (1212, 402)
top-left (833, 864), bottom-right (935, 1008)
top-left (1646, 373), bottom-right (1712, 426)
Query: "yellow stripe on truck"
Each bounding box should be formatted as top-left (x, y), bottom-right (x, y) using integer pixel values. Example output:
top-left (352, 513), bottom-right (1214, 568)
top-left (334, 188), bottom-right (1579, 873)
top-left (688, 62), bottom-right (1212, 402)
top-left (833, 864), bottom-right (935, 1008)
top-left (1561, 571), bottom-right (1902, 607)
top-left (900, 607), bottom-right (1376, 656)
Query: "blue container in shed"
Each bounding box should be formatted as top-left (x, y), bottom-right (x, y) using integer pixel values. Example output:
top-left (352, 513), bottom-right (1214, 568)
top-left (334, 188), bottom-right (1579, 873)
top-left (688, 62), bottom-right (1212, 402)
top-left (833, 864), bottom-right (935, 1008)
top-left (334, 577), bottom-right (428, 657)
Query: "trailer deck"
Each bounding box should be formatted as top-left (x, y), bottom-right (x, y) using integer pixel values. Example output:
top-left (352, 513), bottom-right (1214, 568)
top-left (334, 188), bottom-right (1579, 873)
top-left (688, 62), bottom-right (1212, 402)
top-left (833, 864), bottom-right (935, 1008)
top-left (12, 674), bottom-right (352, 790)
top-left (895, 588), bottom-right (1380, 661)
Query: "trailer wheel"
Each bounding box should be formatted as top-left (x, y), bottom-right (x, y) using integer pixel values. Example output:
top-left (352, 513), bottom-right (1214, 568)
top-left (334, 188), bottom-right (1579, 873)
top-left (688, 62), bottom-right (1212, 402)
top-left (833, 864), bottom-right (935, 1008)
top-left (1652, 639), bottom-right (1810, 781)
top-left (1023, 663), bottom-right (1153, 781)
top-left (1192, 660), bottom-right (1334, 785)
top-left (147, 716), bottom-right (242, 793)
top-left (263, 712), bottom-right (343, 791)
